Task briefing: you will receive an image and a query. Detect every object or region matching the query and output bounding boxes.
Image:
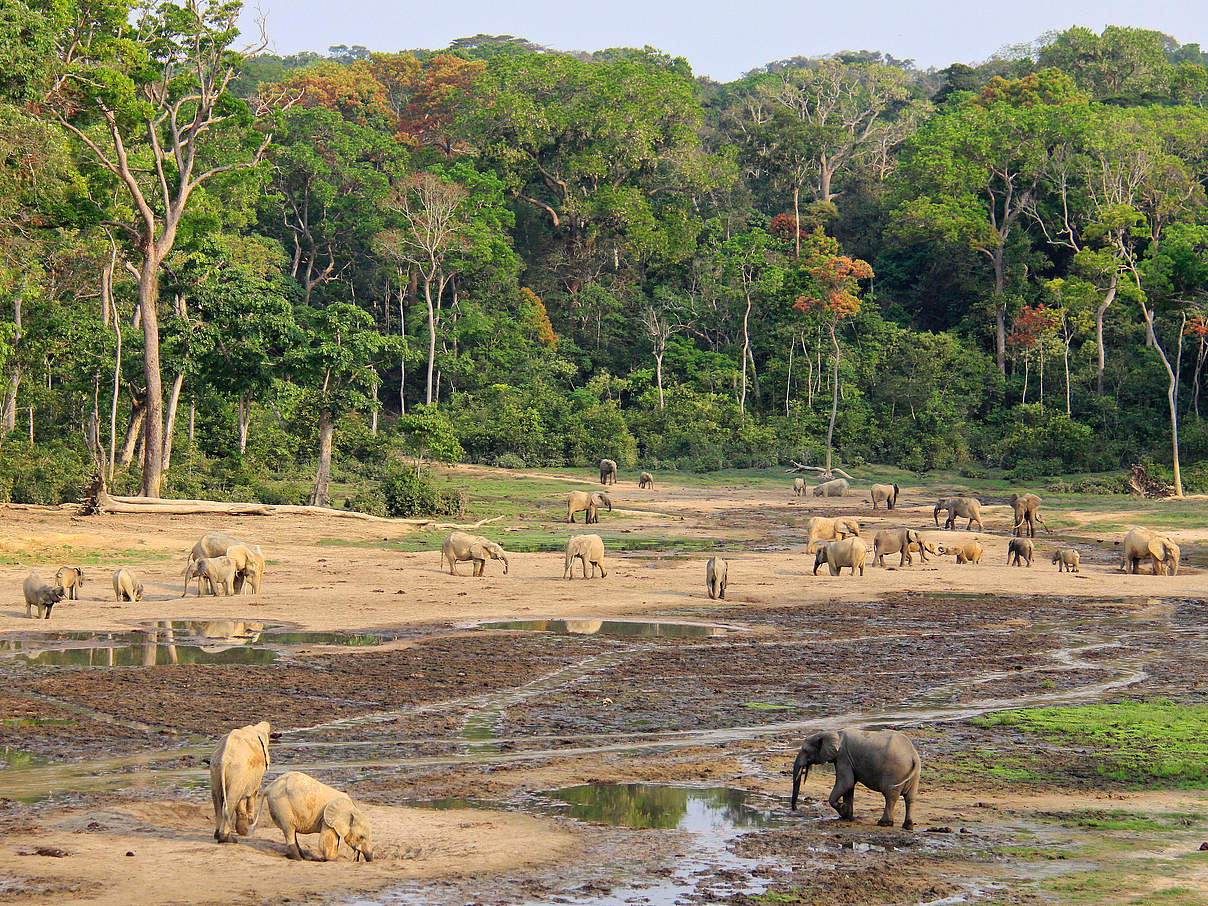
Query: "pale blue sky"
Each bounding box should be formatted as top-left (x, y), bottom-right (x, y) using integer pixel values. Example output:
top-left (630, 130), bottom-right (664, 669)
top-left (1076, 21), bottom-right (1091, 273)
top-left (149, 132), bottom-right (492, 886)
top-left (240, 0), bottom-right (1207, 80)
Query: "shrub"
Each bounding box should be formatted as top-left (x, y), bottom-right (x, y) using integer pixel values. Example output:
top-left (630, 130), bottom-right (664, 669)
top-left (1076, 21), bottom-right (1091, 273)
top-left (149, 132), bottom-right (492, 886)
top-left (344, 487), bottom-right (387, 517)
top-left (381, 465), bottom-right (465, 518)
top-left (959, 464), bottom-right (989, 480)
top-left (0, 439), bottom-right (90, 505)
top-left (495, 452), bottom-right (526, 470)
top-left (1070, 476), bottom-right (1126, 494)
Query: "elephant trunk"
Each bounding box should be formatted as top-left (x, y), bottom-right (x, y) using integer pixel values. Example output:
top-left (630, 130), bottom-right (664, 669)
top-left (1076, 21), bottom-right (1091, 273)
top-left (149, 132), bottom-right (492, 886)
top-left (791, 760), bottom-right (809, 810)
top-left (501, 556), bottom-right (509, 575)
top-left (933, 505), bottom-right (941, 527)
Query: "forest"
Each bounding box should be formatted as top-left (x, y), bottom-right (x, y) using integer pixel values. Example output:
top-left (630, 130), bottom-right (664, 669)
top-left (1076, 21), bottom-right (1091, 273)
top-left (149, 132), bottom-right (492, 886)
top-left (4, 0), bottom-right (1208, 510)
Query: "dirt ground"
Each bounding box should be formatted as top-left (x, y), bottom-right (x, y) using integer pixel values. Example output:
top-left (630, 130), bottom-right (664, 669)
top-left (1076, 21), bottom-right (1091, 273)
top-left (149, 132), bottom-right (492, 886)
top-left (1, 468), bottom-right (1206, 905)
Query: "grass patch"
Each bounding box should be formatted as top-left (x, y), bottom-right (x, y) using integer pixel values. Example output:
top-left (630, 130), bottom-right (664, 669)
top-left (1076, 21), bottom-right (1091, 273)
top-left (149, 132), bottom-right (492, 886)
top-left (319, 529), bottom-right (730, 554)
top-left (745, 701), bottom-right (793, 711)
top-left (1049, 810), bottom-right (1203, 832)
top-left (0, 548), bottom-right (174, 567)
top-left (976, 702), bottom-right (1208, 788)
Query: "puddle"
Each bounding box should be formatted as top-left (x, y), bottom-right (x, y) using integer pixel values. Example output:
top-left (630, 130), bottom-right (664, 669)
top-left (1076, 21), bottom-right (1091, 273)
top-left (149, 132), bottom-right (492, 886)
top-left (136, 621), bottom-right (393, 646)
top-left (7, 645), bottom-right (278, 667)
top-left (539, 783), bottom-right (782, 831)
top-left (478, 618), bottom-right (733, 638)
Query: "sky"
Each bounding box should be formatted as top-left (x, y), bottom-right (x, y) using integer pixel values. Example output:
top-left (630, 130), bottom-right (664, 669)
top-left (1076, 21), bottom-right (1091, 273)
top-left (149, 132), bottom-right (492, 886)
top-left (237, 0), bottom-right (1208, 81)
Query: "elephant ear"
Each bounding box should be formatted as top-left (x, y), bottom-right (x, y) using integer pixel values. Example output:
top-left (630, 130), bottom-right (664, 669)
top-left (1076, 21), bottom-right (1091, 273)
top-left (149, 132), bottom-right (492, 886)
top-left (322, 798), bottom-right (355, 839)
top-left (469, 543), bottom-right (488, 560)
top-left (254, 722), bottom-right (271, 768)
top-left (816, 730), bottom-right (841, 763)
top-left (1147, 539), bottom-right (1167, 562)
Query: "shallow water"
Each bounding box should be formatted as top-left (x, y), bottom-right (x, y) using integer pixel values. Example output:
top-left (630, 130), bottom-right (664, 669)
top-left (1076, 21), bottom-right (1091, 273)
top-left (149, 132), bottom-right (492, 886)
top-left (478, 618), bottom-right (733, 638)
top-left (538, 783), bottom-right (782, 831)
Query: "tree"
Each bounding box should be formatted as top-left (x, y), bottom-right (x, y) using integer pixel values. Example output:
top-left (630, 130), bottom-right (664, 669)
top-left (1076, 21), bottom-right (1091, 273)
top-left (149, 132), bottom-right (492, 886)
top-left (44, 0), bottom-right (282, 496)
top-left (720, 228), bottom-right (782, 414)
top-left (792, 231), bottom-right (872, 472)
top-left (639, 292), bottom-right (692, 410)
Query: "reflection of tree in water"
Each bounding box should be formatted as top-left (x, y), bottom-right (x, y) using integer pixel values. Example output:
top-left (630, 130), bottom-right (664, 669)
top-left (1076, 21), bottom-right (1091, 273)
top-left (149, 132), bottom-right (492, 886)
top-left (549, 784), bottom-right (771, 830)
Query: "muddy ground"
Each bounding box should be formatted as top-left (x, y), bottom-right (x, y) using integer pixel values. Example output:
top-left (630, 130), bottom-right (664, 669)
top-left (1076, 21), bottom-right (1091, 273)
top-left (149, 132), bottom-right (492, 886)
top-left (1, 468), bottom-right (1207, 904)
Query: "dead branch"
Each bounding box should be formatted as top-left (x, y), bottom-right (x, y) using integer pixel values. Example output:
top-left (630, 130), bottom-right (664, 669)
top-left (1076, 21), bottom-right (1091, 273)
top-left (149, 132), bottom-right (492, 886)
top-left (785, 461), bottom-right (856, 481)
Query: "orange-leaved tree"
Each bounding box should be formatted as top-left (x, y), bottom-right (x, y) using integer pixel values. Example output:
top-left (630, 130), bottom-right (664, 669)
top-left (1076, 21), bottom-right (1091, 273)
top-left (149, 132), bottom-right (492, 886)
top-left (792, 231), bottom-right (873, 473)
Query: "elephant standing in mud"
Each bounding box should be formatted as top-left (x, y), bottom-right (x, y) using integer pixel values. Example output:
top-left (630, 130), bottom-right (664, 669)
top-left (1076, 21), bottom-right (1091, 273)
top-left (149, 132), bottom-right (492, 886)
top-left (933, 496), bottom-right (983, 531)
top-left (599, 459), bottom-right (618, 485)
top-left (211, 720), bottom-right (271, 844)
top-left (565, 534), bottom-right (607, 579)
top-left (441, 532), bottom-right (509, 576)
top-left (567, 491), bottom-right (612, 524)
top-left (112, 568), bottom-right (144, 602)
top-left (55, 567), bottom-right (85, 600)
top-left (791, 728), bottom-right (920, 829)
top-left (1052, 548), bottom-right (1080, 572)
top-left (1009, 493), bottom-right (1049, 538)
top-left (870, 483), bottom-right (900, 510)
top-left (1007, 537), bottom-right (1034, 567)
top-left (1120, 528), bottom-right (1180, 576)
top-left (638, 472), bottom-right (654, 489)
top-left (705, 557), bottom-right (727, 599)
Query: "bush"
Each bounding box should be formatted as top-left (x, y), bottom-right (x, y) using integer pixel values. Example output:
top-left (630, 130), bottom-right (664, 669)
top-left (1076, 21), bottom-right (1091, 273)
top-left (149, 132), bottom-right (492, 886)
top-left (254, 482), bottom-right (310, 506)
top-left (0, 439), bottom-right (90, 505)
top-left (344, 487), bottom-right (387, 517)
top-left (381, 465), bottom-right (465, 518)
top-left (959, 464), bottom-right (989, 480)
top-left (495, 452), bottom-right (526, 470)
top-left (1070, 476), bottom-right (1126, 495)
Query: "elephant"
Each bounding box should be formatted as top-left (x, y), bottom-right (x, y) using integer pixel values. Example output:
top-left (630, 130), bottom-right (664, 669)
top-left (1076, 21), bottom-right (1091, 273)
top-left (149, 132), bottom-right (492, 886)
top-left (441, 531), bottom-right (509, 576)
top-left (940, 538), bottom-right (984, 564)
top-left (790, 728), bottom-right (921, 829)
top-left (112, 568), bottom-right (144, 602)
top-left (813, 537), bottom-right (868, 576)
top-left (259, 771), bottom-right (374, 862)
top-left (933, 496), bottom-right (984, 531)
top-left (228, 544), bottom-right (265, 595)
top-left (567, 490), bottom-right (612, 524)
top-left (599, 458), bottom-right (618, 485)
top-left (1007, 537), bottom-right (1034, 567)
top-left (706, 557), bottom-right (727, 599)
top-left (184, 531), bottom-right (241, 594)
top-left (54, 567), bottom-right (85, 600)
top-left (1009, 492), bottom-right (1049, 538)
top-left (564, 534), bottom-right (607, 579)
top-left (23, 573), bottom-right (66, 619)
top-left (812, 477), bottom-right (849, 497)
top-left (870, 483), bottom-right (900, 510)
top-left (638, 471), bottom-right (654, 490)
top-left (197, 556), bottom-right (237, 596)
top-left (872, 528), bottom-right (936, 567)
top-left (793, 477), bottom-right (806, 497)
top-left (803, 516), bottom-right (860, 553)
top-left (1121, 527), bottom-right (1180, 576)
top-left (1052, 548), bottom-right (1080, 572)
top-left (210, 720), bottom-right (271, 844)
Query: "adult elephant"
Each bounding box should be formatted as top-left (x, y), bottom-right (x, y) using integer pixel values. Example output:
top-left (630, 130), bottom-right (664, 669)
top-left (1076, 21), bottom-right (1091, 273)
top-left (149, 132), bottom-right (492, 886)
top-left (791, 728), bottom-right (920, 829)
top-left (1121, 527), bottom-right (1180, 575)
top-left (1009, 492), bottom-right (1049, 537)
top-left (441, 532), bottom-right (509, 576)
top-left (933, 496), bottom-right (983, 531)
top-left (599, 459), bottom-right (618, 485)
top-left (567, 491), bottom-right (612, 524)
top-left (870, 483), bottom-right (900, 510)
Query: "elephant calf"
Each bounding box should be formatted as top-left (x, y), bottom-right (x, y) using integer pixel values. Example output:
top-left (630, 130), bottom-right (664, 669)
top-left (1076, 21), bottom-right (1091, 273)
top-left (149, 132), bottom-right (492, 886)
top-left (567, 491), bottom-right (612, 524)
top-left (1007, 537), bottom-right (1034, 567)
top-left (941, 538), bottom-right (983, 564)
top-left (24, 573), bottom-right (66, 620)
top-left (813, 538), bottom-right (867, 576)
top-left (1052, 547), bottom-right (1080, 572)
top-left (112, 568), bottom-right (144, 602)
top-left (812, 477), bottom-right (849, 497)
top-left (705, 557), bottom-right (727, 599)
top-left (791, 728), bottom-right (920, 829)
top-left (872, 528), bottom-right (935, 568)
top-left (638, 471), bottom-right (654, 489)
top-left (441, 531), bottom-right (509, 576)
top-left (197, 556), bottom-right (237, 596)
top-left (792, 477), bottom-right (806, 497)
top-left (55, 567), bottom-right (85, 600)
top-left (261, 771), bottom-right (374, 862)
top-left (211, 721), bottom-right (271, 844)
top-left (565, 534), bottom-right (607, 579)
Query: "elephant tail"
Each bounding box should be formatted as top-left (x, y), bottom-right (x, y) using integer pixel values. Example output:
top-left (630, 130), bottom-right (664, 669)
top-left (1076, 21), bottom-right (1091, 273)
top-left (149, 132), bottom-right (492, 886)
top-left (889, 751), bottom-right (922, 796)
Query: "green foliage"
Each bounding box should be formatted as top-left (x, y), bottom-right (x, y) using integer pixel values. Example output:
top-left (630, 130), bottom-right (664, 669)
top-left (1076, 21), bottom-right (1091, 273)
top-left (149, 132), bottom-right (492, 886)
top-left (381, 463), bottom-right (465, 517)
top-left (0, 437), bottom-right (87, 504)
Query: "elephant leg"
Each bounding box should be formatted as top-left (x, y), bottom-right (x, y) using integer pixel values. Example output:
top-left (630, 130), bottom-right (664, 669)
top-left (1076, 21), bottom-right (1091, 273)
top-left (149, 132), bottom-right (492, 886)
top-left (719, 582), bottom-right (725, 599)
top-left (878, 788), bottom-right (900, 827)
top-left (901, 791), bottom-right (915, 830)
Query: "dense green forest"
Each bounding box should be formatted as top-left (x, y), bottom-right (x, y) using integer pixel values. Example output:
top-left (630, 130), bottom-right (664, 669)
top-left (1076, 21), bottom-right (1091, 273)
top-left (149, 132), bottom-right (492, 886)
top-left (4, 0), bottom-right (1208, 509)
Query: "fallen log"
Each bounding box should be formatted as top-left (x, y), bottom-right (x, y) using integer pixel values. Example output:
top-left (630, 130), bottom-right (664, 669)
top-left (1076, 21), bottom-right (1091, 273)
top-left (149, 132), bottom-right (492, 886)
top-left (785, 462), bottom-right (856, 481)
top-left (88, 489), bottom-right (504, 530)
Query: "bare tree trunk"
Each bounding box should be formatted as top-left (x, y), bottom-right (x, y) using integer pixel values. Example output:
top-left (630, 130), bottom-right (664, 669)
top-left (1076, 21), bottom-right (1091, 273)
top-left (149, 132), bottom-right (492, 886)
top-left (740, 292), bottom-right (752, 414)
top-left (825, 323), bottom-right (839, 472)
top-left (118, 400), bottom-right (145, 469)
top-left (993, 246), bottom-right (1007, 376)
top-left (188, 401), bottom-right (195, 446)
top-left (1193, 337), bottom-right (1206, 417)
top-left (792, 185), bottom-right (801, 258)
top-left (371, 382), bottom-right (379, 434)
top-left (162, 373), bottom-right (183, 473)
top-left (138, 265), bottom-right (164, 498)
top-left (1063, 335), bottom-right (1071, 417)
top-left (655, 350), bottom-right (665, 410)
top-left (89, 374), bottom-right (101, 460)
top-left (1021, 352), bottom-right (1029, 405)
top-left (1095, 272), bottom-right (1118, 395)
top-left (423, 276), bottom-right (436, 406)
top-left (109, 320), bottom-right (122, 483)
top-left (397, 275), bottom-right (407, 415)
top-left (237, 394), bottom-right (250, 454)
top-left (309, 409), bottom-right (334, 506)
top-left (1138, 300), bottom-right (1183, 496)
top-left (2, 288), bottom-right (23, 435)
top-left (785, 336), bottom-right (794, 416)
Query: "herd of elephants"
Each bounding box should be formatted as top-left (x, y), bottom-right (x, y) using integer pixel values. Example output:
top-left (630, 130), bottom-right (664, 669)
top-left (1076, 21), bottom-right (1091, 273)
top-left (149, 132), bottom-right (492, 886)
top-left (12, 462), bottom-right (1186, 864)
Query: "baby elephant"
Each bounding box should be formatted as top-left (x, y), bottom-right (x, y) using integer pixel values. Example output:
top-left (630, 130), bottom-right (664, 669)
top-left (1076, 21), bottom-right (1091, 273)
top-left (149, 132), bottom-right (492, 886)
top-left (24, 573), bottom-right (66, 619)
top-left (705, 557), bottom-right (727, 599)
top-left (197, 556), bottom-right (237, 596)
top-left (813, 538), bottom-right (867, 576)
top-left (210, 721), bottom-right (271, 844)
top-left (792, 477), bottom-right (806, 497)
top-left (564, 534), bottom-right (607, 579)
top-left (638, 471), bottom-right (654, 489)
top-left (55, 567), bottom-right (85, 600)
top-left (112, 568), bottom-right (144, 602)
top-left (1007, 537), bottom-right (1034, 567)
top-left (791, 728), bottom-right (921, 829)
top-left (1052, 547), bottom-right (1080, 572)
top-left (261, 771), bottom-right (374, 862)
top-left (941, 538), bottom-right (983, 564)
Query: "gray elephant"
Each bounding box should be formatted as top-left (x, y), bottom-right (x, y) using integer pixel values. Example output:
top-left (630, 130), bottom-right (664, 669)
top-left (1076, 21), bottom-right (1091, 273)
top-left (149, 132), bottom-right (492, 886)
top-left (813, 538), bottom-right (867, 576)
top-left (1120, 527), bottom-right (1180, 576)
top-left (706, 557), bottom-right (727, 599)
top-left (791, 728), bottom-right (920, 829)
top-left (23, 573), bottom-right (66, 619)
top-left (793, 477), bottom-right (806, 497)
top-left (933, 496), bottom-right (983, 531)
top-left (1007, 537), bottom-right (1034, 567)
top-left (567, 490), bottom-right (612, 524)
top-left (812, 477), bottom-right (849, 497)
top-left (872, 527), bottom-right (935, 567)
top-left (638, 471), bottom-right (654, 489)
top-left (1052, 547), bottom-right (1080, 572)
top-left (599, 459), bottom-right (618, 485)
top-left (260, 771), bottom-right (374, 862)
top-left (870, 483), bottom-right (900, 510)
top-left (441, 531), bottom-right (509, 576)
top-left (210, 720), bottom-right (271, 843)
top-left (184, 531), bottom-right (242, 594)
top-left (55, 567), bottom-right (85, 600)
top-left (565, 534), bottom-right (607, 579)
top-left (1009, 492), bottom-right (1049, 538)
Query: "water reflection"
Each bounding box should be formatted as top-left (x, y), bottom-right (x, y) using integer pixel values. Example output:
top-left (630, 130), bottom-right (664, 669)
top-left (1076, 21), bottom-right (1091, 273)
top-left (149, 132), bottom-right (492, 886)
top-left (543, 784), bottom-right (780, 831)
top-left (0, 621), bottom-right (277, 667)
top-left (480, 619), bottom-right (728, 638)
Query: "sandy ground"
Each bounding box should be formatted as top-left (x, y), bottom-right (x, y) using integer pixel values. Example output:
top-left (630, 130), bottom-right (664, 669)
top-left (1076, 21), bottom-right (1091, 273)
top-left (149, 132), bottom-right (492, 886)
top-left (1, 469), bottom-right (1207, 904)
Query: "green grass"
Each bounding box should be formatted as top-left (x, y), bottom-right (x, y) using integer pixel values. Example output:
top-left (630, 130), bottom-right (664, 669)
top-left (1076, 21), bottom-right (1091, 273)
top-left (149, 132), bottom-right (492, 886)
top-left (320, 527), bottom-right (734, 554)
top-left (745, 701), bottom-right (794, 711)
top-left (1050, 810), bottom-right (1203, 832)
top-left (976, 702), bottom-right (1208, 788)
top-left (0, 548), bottom-right (174, 567)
